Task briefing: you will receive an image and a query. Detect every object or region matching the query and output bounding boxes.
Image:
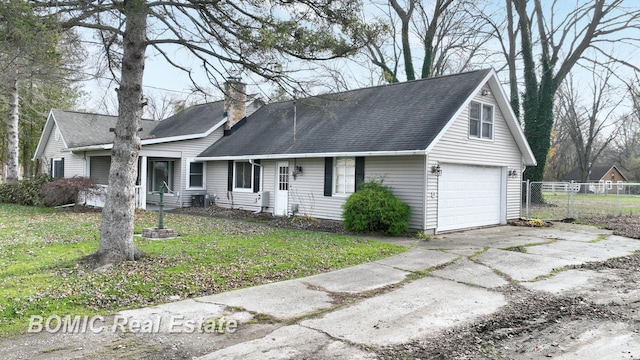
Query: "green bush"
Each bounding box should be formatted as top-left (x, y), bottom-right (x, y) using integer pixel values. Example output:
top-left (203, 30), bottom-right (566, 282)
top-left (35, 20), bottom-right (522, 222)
top-left (0, 175), bottom-right (52, 206)
top-left (342, 180), bottom-right (411, 236)
top-left (41, 176), bottom-right (96, 207)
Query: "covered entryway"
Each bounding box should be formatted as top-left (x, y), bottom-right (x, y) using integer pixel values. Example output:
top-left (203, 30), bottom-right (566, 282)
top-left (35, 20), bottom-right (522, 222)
top-left (274, 161), bottom-right (289, 216)
top-left (437, 164), bottom-right (504, 232)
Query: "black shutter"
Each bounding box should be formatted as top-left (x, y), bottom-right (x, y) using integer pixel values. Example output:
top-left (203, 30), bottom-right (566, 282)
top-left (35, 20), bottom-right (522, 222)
top-left (227, 160), bottom-right (233, 191)
top-left (355, 157), bottom-right (365, 192)
top-left (50, 161), bottom-right (53, 177)
top-left (60, 158), bottom-right (65, 178)
top-left (253, 160), bottom-right (261, 193)
top-left (324, 157), bottom-right (333, 196)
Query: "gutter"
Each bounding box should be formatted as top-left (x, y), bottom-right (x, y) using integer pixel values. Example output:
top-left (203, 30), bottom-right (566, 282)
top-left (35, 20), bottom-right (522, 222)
top-left (197, 149), bottom-right (428, 161)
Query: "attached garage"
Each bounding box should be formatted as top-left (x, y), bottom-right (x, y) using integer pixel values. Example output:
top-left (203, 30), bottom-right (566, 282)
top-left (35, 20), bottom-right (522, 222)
top-left (437, 164), bottom-right (505, 232)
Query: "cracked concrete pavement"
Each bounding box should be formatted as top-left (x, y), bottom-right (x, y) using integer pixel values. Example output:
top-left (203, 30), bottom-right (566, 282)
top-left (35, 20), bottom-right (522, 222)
top-left (107, 222), bottom-right (640, 359)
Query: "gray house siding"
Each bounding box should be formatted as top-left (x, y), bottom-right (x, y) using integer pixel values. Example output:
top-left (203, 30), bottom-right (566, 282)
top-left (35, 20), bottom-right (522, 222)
top-left (42, 123), bottom-right (84, 178)
top-left (207, 156), bottom-right (426, 229)
top-left (288, 158), bottom-right (344, 220)
top-left (426, 89), bottom-right (523, 230)
top-left (141, 128), bottom-right (224, 207)
top-left (262, 160), bottom-right (277, 210)
top-left (279, 156), bottom-right (425, 228)
top-left (205, 160), bottom-right (264, 212)
top-left (364, 156), bottom-right (426, 230)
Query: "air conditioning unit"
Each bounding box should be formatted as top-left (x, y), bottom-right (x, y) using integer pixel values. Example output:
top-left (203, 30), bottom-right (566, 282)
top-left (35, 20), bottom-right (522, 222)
top-left (255, 191), bottom-right (270, 207)
top-left (191, 194), bottom-right (205, 207)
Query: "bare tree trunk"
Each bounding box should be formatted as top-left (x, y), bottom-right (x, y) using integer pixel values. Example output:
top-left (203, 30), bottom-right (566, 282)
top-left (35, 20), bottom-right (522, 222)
top-left (95, 0), bottom-right (147, 265)
top-left (6, 75), bottom-right (19, 183)
top-left (506, 0), bottom-right (519, 119)
top-left (389, 0), bottom-right (415, 80)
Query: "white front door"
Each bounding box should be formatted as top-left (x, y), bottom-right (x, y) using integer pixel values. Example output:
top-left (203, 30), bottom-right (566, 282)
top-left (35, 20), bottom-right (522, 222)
top-left (274, 161), bottom-right (289, 216)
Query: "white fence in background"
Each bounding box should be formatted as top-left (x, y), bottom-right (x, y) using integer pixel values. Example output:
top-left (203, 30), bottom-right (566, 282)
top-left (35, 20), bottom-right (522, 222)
top-left (522, 181), bottom-right (640, 220)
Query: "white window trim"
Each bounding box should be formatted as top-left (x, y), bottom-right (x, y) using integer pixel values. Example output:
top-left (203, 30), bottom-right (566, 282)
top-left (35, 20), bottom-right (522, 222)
top-left (468, 101), bottom-right (495, 141)
top-left (233, 161), bottom-right (254, 193)
top-left (52, 158), bottom-right (64, 179)
top-left (149, 160), bottom-right (175, 195)
top-left (333, 157), bottom-right (355, 197)
top-left (186, 160), bottom-right (206, 190)
top-left (605, 180), bottom-right (613, 190)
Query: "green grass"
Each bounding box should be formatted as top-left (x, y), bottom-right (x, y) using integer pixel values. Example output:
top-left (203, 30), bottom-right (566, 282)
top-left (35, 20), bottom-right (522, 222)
top-left (528, 192), bottom-right (640, 219)
top-left (0, 203), bottom-right (405, 336)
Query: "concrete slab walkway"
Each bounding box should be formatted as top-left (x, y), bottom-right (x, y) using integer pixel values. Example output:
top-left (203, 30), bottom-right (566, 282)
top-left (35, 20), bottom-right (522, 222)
top-left (112, 222), bottom-right (640, 359)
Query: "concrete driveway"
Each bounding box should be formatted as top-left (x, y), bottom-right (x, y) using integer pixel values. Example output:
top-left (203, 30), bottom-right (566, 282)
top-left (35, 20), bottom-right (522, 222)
top-left (115, 223), bottom-right (640, 359)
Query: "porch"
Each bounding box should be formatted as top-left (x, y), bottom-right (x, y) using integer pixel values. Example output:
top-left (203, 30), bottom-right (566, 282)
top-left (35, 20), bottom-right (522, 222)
top-left (79, 185), bottom-right (148, 209)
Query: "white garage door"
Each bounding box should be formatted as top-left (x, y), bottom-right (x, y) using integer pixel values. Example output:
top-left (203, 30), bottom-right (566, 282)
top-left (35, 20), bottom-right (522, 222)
top-left (437, 164), bottom-right (503, 232)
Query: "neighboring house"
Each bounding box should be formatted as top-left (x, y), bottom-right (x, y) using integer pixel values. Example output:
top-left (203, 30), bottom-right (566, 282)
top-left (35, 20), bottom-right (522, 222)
top-left (197, 69), bottom-right (536, 233)
top-left (563, 165), bottom-right (628, 183)
top-left (34, 69), bottom-right (536, 233)
top-left (32, 84), bottom-right (263, 209)
top-left (562, 165), bottom-right (628, 194)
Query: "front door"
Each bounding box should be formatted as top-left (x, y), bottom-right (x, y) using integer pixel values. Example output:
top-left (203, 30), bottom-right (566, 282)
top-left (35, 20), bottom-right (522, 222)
top-left (275, 161), bottom-right (289, 216)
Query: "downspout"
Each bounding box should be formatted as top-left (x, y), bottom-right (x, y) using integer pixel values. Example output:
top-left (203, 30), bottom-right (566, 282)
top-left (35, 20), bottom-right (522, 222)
top-left (423, 154), bottom-right (428, 232)
top-left (249, 159), bottom-right (264, 213)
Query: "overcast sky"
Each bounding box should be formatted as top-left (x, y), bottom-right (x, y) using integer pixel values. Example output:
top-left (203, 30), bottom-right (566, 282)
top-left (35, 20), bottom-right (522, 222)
top-left (75, 0), bottom-right (640, 120)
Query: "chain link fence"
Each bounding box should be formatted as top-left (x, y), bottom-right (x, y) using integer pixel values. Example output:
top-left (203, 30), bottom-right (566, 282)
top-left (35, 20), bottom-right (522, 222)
top-left (522, 181), bottom-right (640, 220)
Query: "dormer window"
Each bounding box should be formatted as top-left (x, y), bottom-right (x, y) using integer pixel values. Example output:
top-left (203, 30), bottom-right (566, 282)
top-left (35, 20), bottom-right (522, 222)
top-left (469, 101), bottom-right (493, 140)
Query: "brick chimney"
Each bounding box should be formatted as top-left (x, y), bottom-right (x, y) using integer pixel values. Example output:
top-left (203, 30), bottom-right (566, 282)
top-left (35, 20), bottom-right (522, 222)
top-left (224, 78), bottom-right (247, 130)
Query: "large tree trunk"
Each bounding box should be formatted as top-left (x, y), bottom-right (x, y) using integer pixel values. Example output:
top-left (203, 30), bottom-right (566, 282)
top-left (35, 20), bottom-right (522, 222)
top-left (95, 0), bottom-right (147, 265)
top-left (6, 75), bottom-right (20, 183)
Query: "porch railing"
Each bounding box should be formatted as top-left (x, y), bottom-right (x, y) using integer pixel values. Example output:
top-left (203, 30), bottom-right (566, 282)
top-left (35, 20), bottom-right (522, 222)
top-left (79, 185), bottom-right (145, 209)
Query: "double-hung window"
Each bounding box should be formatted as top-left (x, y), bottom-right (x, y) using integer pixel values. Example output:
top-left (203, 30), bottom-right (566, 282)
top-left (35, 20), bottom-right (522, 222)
top-left (51, 158), bottom-right (64, 179)
top-left (188, 161), bottom-right (205, 189)
top-left (234, 161), bottom-right (253, 191)
top-left (469, 101), bottom-right (494, 140)
top-left (334, 157), bottom-right (355, 195)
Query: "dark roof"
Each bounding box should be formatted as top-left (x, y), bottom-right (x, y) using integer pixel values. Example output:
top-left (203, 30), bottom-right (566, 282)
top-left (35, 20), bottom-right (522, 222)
top-left (149, 101), bottom-right (225, 138)
top-left (198, 69), bottom-right (491, 158)
top-left (52, 109), bottom-right (159, 148)
top-left (563, 165), bottom-right (627, 181)
top-left (51, 101), bottom-right (225, 148)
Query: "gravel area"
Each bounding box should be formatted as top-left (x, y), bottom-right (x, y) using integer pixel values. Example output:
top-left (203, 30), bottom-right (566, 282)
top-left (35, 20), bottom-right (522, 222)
top-left (592, 214), bottom-right (640, 239)
top-left (377, 260), bottom-right (640, 359)
top-left (375, 217), bottom-right (640, 359)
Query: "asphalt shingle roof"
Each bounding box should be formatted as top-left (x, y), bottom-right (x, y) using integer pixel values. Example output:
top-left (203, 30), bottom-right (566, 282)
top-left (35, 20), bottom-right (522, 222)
top-left (198, 69), bottom-right (491, 158)
top-left (52, 110), bottom-right (159, 148)
top-left (51, 100), bottom-right (225, 148)
top-left (563, 165), bottom-right (626, 181)
top-left (149, 101), bottom-right (225, 138)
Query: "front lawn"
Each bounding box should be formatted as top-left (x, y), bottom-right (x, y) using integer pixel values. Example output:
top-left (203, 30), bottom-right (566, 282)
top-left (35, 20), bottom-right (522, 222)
top-left (0, 204), bottom-right (405, 336)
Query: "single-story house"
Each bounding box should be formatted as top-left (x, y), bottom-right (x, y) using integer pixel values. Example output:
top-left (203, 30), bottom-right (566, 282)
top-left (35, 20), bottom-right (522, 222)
top-left (197, 69), bottom-right (536, 233)
top-left (563, 165), bottom-right (628, 183)
top-left (33, 83), bottom-right (264, 208)
top-left (34, 69), bottom-right (536, 233)
top-left (562, 164), bottom-right (628, 194)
